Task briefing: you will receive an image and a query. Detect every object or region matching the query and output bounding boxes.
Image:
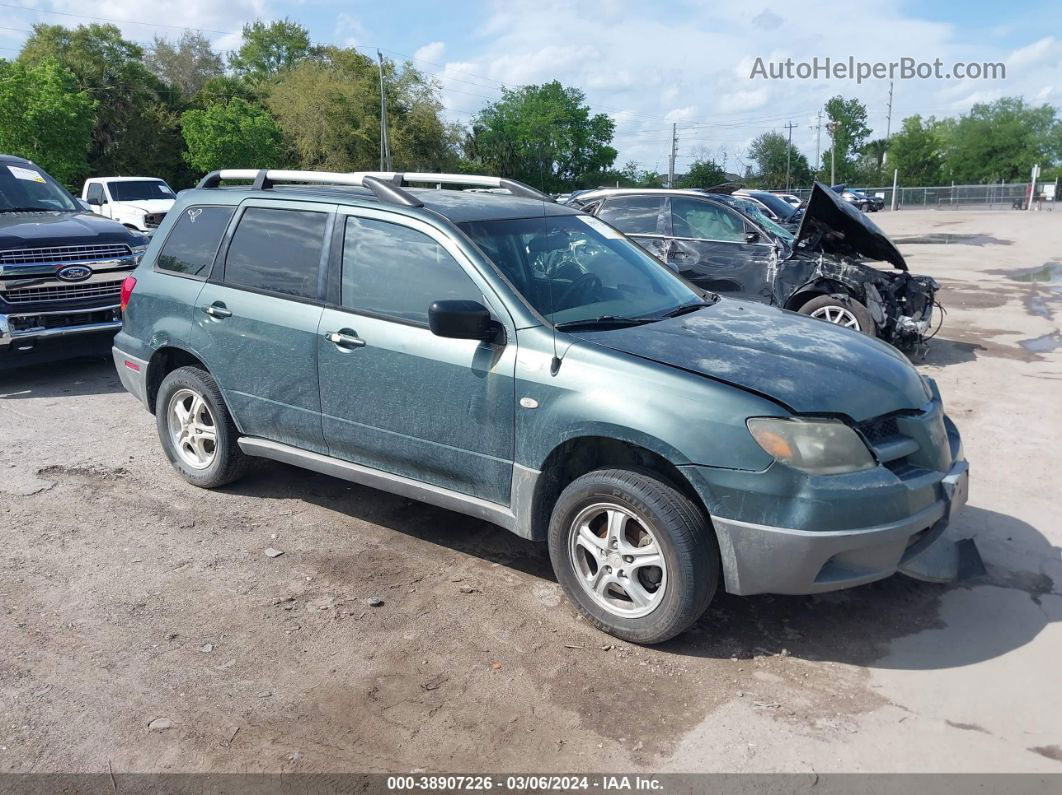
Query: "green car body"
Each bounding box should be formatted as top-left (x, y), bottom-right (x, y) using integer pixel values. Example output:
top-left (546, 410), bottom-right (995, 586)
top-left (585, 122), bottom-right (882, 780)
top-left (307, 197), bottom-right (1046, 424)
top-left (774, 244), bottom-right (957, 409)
top-left (113, 174), bottom-right (971, 643)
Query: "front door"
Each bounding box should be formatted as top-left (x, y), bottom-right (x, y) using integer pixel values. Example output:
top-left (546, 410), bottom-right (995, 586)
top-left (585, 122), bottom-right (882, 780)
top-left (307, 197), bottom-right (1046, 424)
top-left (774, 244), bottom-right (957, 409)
top-left (594, 196), bottom-right (669, 262)
top-left (666, 197), bottom-right (776, 302)
top-left (191, 200), bottom-right (335, 454)
top-left (318, 209), bottom-right (516, 504)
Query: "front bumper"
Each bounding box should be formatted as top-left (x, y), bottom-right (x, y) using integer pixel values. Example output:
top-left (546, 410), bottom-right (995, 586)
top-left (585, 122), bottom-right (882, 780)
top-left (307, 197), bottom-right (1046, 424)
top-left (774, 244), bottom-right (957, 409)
top-left (1, 306), bottom-right (122, 351)
top-left (698, 458), bottom-right (971, 596)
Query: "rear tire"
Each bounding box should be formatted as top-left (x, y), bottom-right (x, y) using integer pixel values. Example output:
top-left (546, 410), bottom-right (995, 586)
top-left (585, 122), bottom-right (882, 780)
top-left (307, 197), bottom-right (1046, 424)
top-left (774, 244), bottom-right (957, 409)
top-left (798, 294), bottom-right (875, 335)
top-left (155, 366), bottom-right (249, 488)
top-left (547, 468), bottom-right (718, 645)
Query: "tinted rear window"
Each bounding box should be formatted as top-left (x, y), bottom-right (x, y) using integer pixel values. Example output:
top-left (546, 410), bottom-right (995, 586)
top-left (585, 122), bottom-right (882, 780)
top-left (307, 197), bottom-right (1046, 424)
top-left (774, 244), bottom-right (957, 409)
top-left (156, 206), bottom-right (235, 277)
top-left (597, 196), bottom-right (663, 235)
top-left (223, 207), bottom-right (328, 299)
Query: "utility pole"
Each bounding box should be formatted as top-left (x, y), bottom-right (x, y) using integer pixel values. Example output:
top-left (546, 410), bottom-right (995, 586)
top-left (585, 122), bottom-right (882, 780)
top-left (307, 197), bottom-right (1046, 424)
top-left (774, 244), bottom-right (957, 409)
top-left (667, 123), bottom-right (677, 188)
top-left (826, 120), bottom-right (839, 186)
top-left (783, 121), bottom-right (797, 191)
top-left (377, 50), bottom-right (392, 171)
top-left (810, 111), bottom-right (822, 177)
top-left (883, 80), bottom-right (894, 167)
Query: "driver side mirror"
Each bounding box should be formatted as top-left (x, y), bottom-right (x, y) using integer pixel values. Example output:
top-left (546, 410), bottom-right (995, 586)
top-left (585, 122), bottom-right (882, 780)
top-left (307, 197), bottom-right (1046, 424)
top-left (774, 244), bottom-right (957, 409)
top-left (86, 195), bottom-right (102, 206)
top-left (428, 300), bottom-right (500, 341)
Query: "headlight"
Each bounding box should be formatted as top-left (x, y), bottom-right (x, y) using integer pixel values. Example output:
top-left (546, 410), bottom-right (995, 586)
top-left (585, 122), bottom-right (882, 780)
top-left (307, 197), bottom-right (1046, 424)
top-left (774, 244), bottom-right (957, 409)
top-left (130, 244), bottom-right (148, 265)
top-left (747, 417), bottom-right (875, 475)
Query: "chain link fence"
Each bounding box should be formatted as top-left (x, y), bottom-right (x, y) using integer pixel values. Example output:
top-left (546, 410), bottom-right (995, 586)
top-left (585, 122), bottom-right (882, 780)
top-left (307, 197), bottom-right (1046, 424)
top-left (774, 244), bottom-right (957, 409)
top-left (787, 180), bottom-right (1057, 210)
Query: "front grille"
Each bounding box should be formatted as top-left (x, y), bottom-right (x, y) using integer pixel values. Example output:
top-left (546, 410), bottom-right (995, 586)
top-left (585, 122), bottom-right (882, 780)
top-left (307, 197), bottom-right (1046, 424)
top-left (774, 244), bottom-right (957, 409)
top-left (856, 415), bottom-right (901, 445)
top-left (2, 281), bottom-right (123, 304)
top-left (0, 244), bottom-right (132, 265)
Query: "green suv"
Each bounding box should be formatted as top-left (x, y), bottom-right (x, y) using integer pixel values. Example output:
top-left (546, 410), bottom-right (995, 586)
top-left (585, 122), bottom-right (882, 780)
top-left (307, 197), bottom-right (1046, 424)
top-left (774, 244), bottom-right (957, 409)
top-left (113, 169), bottom-right (975, 644)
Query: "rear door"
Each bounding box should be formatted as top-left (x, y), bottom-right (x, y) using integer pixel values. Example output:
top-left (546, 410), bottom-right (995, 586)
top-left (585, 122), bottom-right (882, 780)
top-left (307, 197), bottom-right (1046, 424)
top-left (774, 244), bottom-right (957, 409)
top-left (317, 208), bottom-right (516, 504)
top-left (594, 196), bottom-right (669, 262)
top-left (666, 196), bottom-right (776, 301)
top-left (191, 199), bottom-right (335, 454)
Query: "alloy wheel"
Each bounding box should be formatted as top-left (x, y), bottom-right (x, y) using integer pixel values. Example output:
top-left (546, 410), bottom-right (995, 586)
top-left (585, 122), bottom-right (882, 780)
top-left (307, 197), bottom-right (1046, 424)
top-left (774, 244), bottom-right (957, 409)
top-left (167, 388), bottom-right (218, 470)
top-left (810, 304), bottom-right (861, 330)
top-left (568, 502), bottom-right (668, 619)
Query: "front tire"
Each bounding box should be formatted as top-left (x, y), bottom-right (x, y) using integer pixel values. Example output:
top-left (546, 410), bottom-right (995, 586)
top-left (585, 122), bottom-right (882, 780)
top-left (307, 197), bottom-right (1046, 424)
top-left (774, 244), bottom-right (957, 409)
top-left (155, 366), bottom-right (249, 488)
top-left (798, 294), bottom-right (875, 335)
top-left (547, 468), bottom-right (718, 645)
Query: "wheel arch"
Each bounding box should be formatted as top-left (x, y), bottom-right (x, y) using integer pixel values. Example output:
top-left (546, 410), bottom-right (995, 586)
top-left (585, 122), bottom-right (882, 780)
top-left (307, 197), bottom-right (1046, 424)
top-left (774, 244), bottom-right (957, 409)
top-left (784, 278), bottom-right (862, 312)
top-left (527, 435), bottom-right (710, 543)
top-left (145, 346), bottom-right (210, 415)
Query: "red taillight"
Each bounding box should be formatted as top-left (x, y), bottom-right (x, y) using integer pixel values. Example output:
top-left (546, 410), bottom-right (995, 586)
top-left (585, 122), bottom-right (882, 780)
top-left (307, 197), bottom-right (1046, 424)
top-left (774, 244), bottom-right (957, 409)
top-left (120, 275), bottom-right (137, 313)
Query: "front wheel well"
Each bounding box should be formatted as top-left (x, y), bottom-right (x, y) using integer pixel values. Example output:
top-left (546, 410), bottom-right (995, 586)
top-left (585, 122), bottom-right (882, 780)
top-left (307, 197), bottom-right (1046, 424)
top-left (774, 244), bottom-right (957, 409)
top-left (146, 347), bottom-right (208, 414)
top-left (784, 282), bottom-right (861, 312)
top-left (529, 436), bottom-right (706, 542)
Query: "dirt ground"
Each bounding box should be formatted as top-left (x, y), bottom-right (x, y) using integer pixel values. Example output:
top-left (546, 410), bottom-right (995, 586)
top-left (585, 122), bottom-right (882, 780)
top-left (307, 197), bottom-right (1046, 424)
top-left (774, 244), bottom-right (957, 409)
top-left (1, 208), bottom-right (1059, 775)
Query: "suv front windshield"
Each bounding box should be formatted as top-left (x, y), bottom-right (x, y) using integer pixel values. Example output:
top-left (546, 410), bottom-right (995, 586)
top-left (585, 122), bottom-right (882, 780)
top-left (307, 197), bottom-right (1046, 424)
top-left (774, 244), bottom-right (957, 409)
top-left (460, 214), bottom-right (706, 327)
top-left (108, 180), bottom-right (175, 201)
top-left (0, 163), bottom-right (78, 212)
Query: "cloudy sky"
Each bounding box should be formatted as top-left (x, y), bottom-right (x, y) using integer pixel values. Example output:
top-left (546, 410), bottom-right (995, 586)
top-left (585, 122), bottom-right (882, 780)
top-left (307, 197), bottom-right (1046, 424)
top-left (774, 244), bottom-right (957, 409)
top-left (2, 0), bottom-right (1059, 173)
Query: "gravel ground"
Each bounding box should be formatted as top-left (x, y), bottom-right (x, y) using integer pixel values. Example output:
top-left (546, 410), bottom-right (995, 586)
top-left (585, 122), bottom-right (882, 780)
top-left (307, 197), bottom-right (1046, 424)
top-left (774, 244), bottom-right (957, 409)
top-left (0, 208), bottom-right (1059, 774)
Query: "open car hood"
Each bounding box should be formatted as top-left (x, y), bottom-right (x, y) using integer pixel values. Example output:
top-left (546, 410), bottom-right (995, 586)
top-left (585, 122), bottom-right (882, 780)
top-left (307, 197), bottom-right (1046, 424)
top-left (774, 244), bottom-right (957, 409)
top-left (794, 181), bottom-right (907, 270)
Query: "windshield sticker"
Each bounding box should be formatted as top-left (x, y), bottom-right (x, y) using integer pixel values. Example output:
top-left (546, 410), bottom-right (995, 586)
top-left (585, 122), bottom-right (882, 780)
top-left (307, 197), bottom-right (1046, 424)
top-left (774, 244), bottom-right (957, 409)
top-left (7, 165), bottom-right (46, 183)
top-left (576, 215), bottom-right (625, 240)
top-left (159, 184), bottom-right (172, 194)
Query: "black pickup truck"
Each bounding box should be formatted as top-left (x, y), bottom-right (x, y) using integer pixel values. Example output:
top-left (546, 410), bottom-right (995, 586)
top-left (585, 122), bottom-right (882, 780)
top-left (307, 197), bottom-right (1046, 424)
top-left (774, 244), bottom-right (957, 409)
top-left (1, 155), bottom-right (148, 367)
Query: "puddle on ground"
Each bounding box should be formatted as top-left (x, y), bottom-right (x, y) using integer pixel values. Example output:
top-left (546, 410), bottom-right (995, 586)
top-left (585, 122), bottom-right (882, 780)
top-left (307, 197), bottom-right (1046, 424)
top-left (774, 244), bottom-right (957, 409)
top-left (990, 262), bottom-right (1062, 320)
top-left (1018, 330), bottom-right (1062, 354)
top-left (894, 233), bottom-right (1012, 246)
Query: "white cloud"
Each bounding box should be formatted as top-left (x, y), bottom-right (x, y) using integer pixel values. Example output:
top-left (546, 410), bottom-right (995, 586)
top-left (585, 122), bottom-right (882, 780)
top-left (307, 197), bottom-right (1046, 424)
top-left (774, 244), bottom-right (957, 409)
top-left (1006, 36), bottom-right (1059, 69)
top-left (413, 41), bottom-right (446, 65)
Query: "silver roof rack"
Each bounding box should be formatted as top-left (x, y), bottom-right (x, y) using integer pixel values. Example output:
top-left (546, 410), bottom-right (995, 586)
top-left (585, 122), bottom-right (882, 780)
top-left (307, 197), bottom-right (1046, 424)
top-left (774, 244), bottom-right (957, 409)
top-left (194, 169), bottom-right (554, 207)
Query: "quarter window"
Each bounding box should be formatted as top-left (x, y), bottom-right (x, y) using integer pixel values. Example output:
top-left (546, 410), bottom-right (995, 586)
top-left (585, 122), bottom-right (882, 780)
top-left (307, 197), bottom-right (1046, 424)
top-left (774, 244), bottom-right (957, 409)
top-left (155, 206), bottom-right (235, 278)
top-left (597, 197), bottom-right (663, 236)
top-left (224, 207), bottom-right (328, 299)
top-left (671, 198), bottom-right (745, 242)
top-left (341, 217), bottom-right (480, 324)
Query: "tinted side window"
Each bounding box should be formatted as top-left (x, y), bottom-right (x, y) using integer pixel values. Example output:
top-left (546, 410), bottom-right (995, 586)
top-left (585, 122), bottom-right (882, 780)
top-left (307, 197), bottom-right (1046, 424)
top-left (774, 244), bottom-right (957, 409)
top-left (224, 207), bottom-right (328, 299)
top-left (597, 197), bottom-right (663, 235)
top-left (341, 217), bottom-right (480, 324)
top-left (156, 206), bottom-right (235, 277)
top-left (671, 198), bottom-right (745, 242)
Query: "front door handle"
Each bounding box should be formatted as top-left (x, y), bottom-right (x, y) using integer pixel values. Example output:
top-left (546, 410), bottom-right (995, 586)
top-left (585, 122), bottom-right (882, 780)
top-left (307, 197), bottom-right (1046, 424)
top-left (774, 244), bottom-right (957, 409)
top-left (204, 303), bottom-right (232, 319)
top-left (325, 330), bottom-right (366, 349)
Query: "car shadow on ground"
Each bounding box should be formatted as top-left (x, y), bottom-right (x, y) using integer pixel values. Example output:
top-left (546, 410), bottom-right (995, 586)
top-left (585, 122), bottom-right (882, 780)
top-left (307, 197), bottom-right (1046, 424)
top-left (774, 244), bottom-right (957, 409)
top-left (228, 463), bottom-right (1057, 672)
top-left (0, 356), bottom-right (125, 398)
top-left (920, 337), bottom-right (984, 366)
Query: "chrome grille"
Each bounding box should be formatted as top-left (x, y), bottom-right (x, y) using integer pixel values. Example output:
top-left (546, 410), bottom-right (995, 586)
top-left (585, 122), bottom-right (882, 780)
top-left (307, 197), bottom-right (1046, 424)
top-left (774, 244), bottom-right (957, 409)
top-left (2, 281), bottom-right (123, 304)
top-left (0, 244), bottom-right (132, 265)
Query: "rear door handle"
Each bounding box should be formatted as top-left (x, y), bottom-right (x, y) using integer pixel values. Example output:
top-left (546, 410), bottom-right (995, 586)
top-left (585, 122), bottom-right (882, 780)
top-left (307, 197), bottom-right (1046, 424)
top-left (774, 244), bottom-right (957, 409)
top-left (204, 303), bottom-right (232, 319)
top-left (325, 330), bottom-right (366, 348)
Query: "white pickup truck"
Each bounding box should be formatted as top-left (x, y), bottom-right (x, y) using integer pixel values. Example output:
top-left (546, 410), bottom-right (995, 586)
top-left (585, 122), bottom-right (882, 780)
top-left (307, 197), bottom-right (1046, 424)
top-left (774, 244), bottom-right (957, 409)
top-left (81, 176), bottom-right (176, 233)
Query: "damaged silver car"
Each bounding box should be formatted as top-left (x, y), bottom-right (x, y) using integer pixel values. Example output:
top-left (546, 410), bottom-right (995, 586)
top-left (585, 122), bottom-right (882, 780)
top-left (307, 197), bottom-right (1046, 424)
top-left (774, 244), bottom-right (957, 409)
top-left (571, 182), bottom-right (939, 352)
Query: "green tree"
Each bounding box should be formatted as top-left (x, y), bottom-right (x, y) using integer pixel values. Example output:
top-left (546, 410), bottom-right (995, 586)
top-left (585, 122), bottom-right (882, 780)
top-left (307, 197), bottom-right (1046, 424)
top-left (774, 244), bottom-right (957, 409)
top-left (145, 32), bottom-right (223, 98)
top-left (18, 23), bottom-right (176, 180)
top-left (887, 116), bottom-right (946, 185)
top-left (265, 48), bottom-right (458, 171)
top-left (181, 98), bottom-right (283, 173)
top-left (944, 98), bottom-right (1061, 182)
top-left (820, 96), bottom-right (871, 183)
top-left (748, 130), bottom-right (811, 188)
top-left (677, 158), bottom-right (728, 189)
top-left (0, 58), bottom-right (96, 185)
top-left (229, 19), bottom-right (313, 83)
top-left (466, 81), bottom-right (617, 191)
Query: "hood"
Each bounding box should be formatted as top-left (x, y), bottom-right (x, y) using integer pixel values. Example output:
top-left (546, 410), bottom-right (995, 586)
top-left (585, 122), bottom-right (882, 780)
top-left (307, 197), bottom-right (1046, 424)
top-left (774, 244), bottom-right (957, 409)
top-left (117, 199), bottom-right (174, 213)
top-left (794, 182), bottom-right (907, 270)
top-left (570, 299), bottom-right (930, 422)
top-left (0, 210), bottom-right (140, 248)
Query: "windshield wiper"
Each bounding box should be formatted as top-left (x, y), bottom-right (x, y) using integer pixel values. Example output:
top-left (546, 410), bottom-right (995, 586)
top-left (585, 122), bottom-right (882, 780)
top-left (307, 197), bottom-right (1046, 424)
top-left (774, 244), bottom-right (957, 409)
top-left (0, 207), bottom-right (56, 213)
top-left (658, 301), bottom-right (711, 319)
top-left (554, 315), bottom-right (657, 331)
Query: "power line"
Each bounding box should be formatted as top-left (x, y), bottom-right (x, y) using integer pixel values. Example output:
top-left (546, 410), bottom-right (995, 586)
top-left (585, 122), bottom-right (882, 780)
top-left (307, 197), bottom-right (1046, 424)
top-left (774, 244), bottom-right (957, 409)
top-left (0, 2), bottom-right (235, 35)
